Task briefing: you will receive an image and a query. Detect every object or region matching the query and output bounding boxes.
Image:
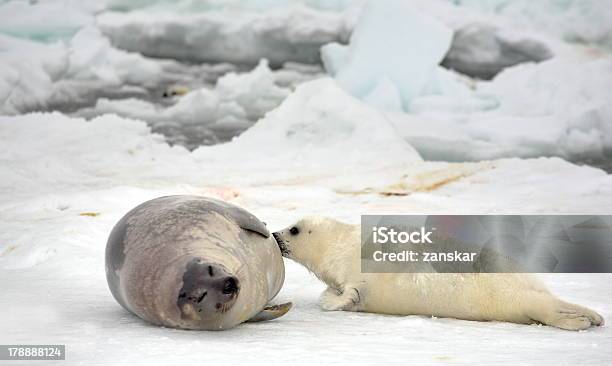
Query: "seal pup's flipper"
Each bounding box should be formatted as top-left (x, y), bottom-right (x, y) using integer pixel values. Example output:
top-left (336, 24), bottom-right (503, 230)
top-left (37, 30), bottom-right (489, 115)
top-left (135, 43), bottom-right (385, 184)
top-left (247, 302), bottom-right (293, 323)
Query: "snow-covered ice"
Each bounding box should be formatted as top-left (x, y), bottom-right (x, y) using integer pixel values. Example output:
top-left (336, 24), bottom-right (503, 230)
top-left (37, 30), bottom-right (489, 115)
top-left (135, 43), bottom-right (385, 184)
top-left (0, 0), bottom-right (100, 42)
top-left (97, 1), bottom-right (357, 66)
top-left (1, 0), bottom-right (612, 364)
top-left (3, 0), bottom-right (607, 160)
top-left (0, 26), bottom-right (164, 115)
top-left (73, 59), bottom-right (317, 148)
top-left (192, 78), bottom-right (422, 179)
top-left (319, 0), bottom-right (612, 161)
top-left (446, 0), bottom-right (612, 49)
top-left (1, 102), bottom-right (612, 364)
top-left (393, 57), bottom-right (612, 161)
top-left (442, 22), bottom-right (553, 80)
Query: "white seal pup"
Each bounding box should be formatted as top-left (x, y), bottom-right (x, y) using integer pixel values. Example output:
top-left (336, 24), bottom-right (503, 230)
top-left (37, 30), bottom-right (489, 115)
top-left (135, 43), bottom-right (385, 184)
top-left (273, 216), bottom-right (604, 331)
top-left (106, 195), bottom-right (291, 330)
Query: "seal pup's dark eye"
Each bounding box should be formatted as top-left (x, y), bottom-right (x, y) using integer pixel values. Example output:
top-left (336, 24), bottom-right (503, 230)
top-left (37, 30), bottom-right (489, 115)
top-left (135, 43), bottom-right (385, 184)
top-left (289, 227), bottom-right (299, 235)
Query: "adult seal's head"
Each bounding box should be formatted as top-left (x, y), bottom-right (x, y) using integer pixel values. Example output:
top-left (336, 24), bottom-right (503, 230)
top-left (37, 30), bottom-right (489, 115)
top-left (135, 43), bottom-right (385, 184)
top-left (105, 195), bottom-right (291, 330)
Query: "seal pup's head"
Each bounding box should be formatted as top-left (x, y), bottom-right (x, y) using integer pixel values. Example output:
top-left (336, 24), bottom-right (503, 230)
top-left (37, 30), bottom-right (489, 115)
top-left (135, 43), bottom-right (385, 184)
top-left (273, 216), bottom-right (353, 275)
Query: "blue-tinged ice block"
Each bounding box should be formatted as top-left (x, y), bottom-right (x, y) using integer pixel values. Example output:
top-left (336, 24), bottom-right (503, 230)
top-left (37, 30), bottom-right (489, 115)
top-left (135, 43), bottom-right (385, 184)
top-left (323, 0), bottom-right (454, 111)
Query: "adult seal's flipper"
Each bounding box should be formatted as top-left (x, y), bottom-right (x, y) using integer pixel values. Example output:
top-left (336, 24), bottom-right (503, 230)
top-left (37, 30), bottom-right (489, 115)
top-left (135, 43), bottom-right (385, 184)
top-left (199, 197), bottom-right (271, 238)
top-left (222, 203), bottom-right (270, 238)
top-left (247, 302), bottom-right (293, 323)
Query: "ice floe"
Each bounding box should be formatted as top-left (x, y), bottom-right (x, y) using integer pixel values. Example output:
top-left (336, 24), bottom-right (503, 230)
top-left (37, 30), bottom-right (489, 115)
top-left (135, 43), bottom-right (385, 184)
top-left (442, 23), bottom-right (553, 80)
top-left (97, 1), bottom-right (357, 66)
top-left (321, 0), bottom-right (457, 111)
top-left (392, 57), bottom-right (612, 161)
top-left (74, 60), bottom-right (321, 148)
top-left (0, 0), bottom-right (100, 42)
top-left (446, 0), bottom-right (612, 49)
top-left (192, 77), bottom-right (422, 182)
top-left (0, 26), bottom-right (164, 114)
top-left (317, 0), bottom-right (612, 161)
top-left (1, 0), bottom-right (611, 163)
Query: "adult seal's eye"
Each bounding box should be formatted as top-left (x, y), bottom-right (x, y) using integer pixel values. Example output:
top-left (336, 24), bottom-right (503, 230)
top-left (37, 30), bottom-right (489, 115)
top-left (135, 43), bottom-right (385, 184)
top-left (289, 227), bottom-right (299, 235)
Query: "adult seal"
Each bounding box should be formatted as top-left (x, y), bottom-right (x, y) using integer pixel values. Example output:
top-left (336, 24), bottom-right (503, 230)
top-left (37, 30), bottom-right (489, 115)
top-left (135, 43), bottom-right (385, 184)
top-left (105, 195), bottom-right (291, 330)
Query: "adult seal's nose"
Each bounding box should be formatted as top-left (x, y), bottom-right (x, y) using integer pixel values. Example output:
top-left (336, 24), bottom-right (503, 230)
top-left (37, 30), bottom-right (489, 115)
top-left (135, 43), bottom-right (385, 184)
top-left (177, 259), bottom-right (240, 319)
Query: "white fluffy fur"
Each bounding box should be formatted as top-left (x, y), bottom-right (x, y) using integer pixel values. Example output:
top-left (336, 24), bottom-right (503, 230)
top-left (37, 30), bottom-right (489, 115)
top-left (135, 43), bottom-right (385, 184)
top-left (274, 216), bottom-right (604, 331)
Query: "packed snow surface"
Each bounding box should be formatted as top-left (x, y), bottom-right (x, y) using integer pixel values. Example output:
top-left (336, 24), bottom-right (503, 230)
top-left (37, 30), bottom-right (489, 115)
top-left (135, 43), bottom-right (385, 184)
top-left (1, 90), bottom-right (612, 363)
top-left (1, 1), bottom-right (612, 363)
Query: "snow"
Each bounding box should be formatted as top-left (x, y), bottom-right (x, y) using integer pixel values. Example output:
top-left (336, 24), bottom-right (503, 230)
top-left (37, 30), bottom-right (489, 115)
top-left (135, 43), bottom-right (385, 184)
top-left (446, 0), bottom-right (612, 49)
top-left (0, 34), bottom-right (66, 115)
top-left (393, 57), bottom-right (612, 161)
top-left (1, 0), bottom-right (612, 364)
top-left (1, 107), bottom-right (612, 364)
top-left (315, 0), bottom-right (612, 161)
top-left (0, 0), bottom-right (99, 42)
top-left (0, 26), bottom-right (164, 114)
top-left (95, 0), bottom-right (570, 80)
top-left (442, 22), bottom-right (553, 80)
top-left (97, 2), bottom-right (357, 66)
top-left (192, 78), bottom-right (422, 183)
top-left (73, 60), bottom-right (293, 145)
top-left (105, 0), bottom-right (357, 12)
